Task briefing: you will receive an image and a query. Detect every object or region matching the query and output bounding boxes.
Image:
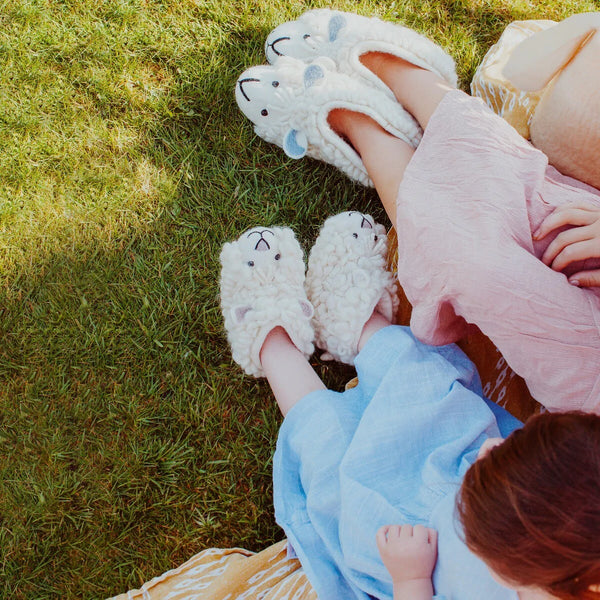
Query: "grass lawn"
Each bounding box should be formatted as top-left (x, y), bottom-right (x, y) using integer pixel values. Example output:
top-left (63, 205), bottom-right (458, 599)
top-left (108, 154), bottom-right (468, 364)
top-left (0, 0), bottom-right (596, 597)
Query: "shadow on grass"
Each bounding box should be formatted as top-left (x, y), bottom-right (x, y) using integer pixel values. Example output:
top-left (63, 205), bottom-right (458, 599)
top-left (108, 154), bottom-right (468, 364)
top-left (0, 16), bottom-right (368, 600)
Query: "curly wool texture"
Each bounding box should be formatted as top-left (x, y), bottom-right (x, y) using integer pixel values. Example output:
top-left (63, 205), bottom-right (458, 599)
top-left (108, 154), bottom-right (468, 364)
top-left (220, 226), bottom-right (314, 377)
top-left (274, 9), bottom-right (458, 90)
top-left (305, 212), bottom-right (399, 365)
top-left (248, 57), bottom-right (421, 187)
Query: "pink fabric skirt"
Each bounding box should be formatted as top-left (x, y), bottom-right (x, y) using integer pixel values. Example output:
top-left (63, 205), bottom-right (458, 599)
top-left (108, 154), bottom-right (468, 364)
top-left (396, 90), bottom-right (600, 413)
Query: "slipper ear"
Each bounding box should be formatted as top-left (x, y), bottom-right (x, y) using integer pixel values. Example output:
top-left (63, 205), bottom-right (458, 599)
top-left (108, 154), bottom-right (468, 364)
top-left (303, 64), bottom-right (325, 88)
top-left (231, 305), bottom-right (253, 324)
top-left (283, 128), bottom-right (308, 158)
top-left (503, 13), bottom-right (600, 91)
top-left (328, 14), bottom-right (346, 42)
top-left (299, 299), bottom-right (314, 319)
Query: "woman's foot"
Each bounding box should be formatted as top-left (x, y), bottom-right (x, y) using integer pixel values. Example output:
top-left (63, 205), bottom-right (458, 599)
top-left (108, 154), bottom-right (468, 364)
top-left (359, 52), bottom-right (454, 128)
top-left (235, 56), bottom-right (421, 187)
top-left (264, 9), bottom-right (457, 97)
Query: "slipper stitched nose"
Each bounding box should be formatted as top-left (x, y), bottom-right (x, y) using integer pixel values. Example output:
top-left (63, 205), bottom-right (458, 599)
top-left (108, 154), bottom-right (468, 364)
top-left (255, 238), bottom-right (270, 251)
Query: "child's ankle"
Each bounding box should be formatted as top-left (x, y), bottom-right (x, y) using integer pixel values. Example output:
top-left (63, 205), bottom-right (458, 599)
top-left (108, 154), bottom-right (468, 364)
top-left (259, 326), bottom-right (294, 366)
top-left (358, 311), bottom-right (391, 352)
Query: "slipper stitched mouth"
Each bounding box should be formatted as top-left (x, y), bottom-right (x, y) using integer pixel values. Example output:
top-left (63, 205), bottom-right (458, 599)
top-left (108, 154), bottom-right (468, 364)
top-left (267, 36), bottom-right (291, 57)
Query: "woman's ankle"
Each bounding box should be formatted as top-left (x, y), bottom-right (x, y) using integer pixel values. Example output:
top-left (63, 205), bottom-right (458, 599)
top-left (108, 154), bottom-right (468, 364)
top-left (359, 51), bottom-right (422, 82)
top-left (359, 51), bottom-right (453, 128)
top-left (327, 108), bottom-right (374, 141)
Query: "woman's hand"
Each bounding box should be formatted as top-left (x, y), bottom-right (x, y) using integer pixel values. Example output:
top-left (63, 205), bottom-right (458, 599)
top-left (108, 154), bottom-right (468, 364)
top-left (376, 524), bottom-right (438, 600)
top-left (534, 202), bottom-right (600, 287)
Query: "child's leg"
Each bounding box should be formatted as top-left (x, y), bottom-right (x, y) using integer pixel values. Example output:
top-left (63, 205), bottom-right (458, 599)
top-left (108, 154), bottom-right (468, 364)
top-left (260, 327), bottom-right (325, 417)
top-left (261, 313), bottom-right (391, 417)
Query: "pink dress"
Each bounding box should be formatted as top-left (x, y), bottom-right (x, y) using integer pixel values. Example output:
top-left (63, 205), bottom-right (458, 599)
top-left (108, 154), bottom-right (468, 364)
top-left (395, 90), bottom-right (600, 413)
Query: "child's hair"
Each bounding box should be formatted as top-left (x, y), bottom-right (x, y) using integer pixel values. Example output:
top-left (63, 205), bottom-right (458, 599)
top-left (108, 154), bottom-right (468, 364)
top-left (457, 411), bottom-right (600, 600)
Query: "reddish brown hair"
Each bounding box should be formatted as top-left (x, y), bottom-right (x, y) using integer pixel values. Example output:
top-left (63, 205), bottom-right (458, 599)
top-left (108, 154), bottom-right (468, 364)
top-left (457, 411), bottom-right (600, 600)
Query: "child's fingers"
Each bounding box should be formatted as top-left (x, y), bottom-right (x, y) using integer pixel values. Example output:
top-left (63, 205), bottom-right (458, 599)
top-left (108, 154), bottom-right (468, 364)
top-left (413, 524), bottom-right (429, 542)
top-left (428, 528), bottom-right (438, 546)
top-left (376, 524), bottom-right (403, 544)
top-left (376, 526), bottom-right (390, 546)
top-left (534, 205), bottom-right (599, 240)
top-left (399, 524), bottom-right (413, 539)
top-left (388, 525), bottom-right (402, 540)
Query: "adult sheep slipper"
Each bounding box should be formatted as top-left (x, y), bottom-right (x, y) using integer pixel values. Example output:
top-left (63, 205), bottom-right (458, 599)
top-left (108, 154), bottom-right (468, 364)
top-left (265, 9), bottom-right (458, 95)
top-left (234, 56), bottom-right (421, 186)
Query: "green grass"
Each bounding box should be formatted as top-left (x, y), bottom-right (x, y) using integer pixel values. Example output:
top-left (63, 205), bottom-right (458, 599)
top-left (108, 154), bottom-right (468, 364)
top-left (0, 0), bottom-right (596, 597)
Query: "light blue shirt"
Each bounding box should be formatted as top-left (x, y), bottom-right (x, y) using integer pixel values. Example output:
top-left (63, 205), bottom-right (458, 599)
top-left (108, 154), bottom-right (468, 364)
top-left (274, 326), bottom-right (521, 600)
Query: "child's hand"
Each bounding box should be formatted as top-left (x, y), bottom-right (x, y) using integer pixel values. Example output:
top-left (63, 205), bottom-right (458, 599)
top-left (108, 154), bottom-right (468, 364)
top-left (534, 202), bottom-right (600, 287)
top-left (376, 524), bottom-right (438, 585)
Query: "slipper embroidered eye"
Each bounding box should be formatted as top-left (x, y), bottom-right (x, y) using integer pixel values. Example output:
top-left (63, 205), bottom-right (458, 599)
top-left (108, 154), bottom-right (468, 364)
top-left (220, 226), bottom-right (315, 377)
top-left (265, 9), bottom-right (457, 96)
top-left (235, 56), bottom-right (421, 187)
top-left (305, 211), bottom-right (399, 365)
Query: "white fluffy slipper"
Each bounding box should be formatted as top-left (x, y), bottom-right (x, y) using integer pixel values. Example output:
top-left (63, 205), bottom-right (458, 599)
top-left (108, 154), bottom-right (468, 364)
top-left (305, 211), bottom-right (399, 365)
top-left (220, 226), bottom-right (315, 377)
top-left (265, 9), bottom-right (458, 95)
top-left (235, 56), bottom-right (421, 187)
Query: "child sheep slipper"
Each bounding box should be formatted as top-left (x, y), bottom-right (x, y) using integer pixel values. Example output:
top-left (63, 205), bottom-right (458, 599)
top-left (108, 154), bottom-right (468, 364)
top-left (265, 9), bottom-right (458, 95)
top-left (305, 211), bottom-right (399, 365)
top-left (220, 225), bottom-right (315, 377)
top-left (235, 56), bottom-right (421, 187)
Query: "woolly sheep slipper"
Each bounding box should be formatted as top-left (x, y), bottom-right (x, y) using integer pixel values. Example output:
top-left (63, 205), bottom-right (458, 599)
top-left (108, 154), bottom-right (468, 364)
top-left (234, 55), bottom-right (421, 187)
top-left (265, 9), bottom-right (458, 95)
top-left (220, 225), bottom-right (315, 377)
top-left (305, 211), bottom-right (399, 365)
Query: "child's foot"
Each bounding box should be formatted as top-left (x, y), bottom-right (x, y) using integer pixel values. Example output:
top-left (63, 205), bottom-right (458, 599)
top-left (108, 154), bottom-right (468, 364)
top-left (305, 211), bottom-right (399, 365)
top-left (265, 9), bottom-right (457, 94)
top-left (220, 225), bottom-right (315, 377)
top-left (234, 56), bottom-right (421, 187)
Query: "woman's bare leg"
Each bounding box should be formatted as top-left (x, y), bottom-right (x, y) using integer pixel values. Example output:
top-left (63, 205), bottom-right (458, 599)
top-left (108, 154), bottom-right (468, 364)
top-left (327, 56), bottom-right (453, 223)
top-left (328, 110), bottom-right (413, 224)
top-left (359, 53), bottom-right (454, 129)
